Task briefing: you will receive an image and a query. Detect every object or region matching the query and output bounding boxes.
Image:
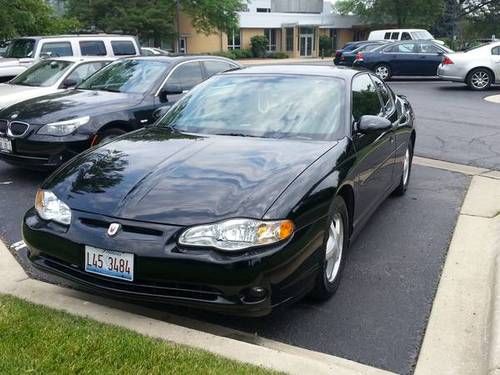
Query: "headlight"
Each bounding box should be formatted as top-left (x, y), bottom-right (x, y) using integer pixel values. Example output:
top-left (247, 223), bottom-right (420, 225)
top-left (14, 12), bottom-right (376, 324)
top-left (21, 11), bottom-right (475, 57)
top-left (38, 116), bottom-right (90, 136)
top-left (35, 189), bottom-right (71, 225)
top-left (179, 219), bottom-right (294, 251)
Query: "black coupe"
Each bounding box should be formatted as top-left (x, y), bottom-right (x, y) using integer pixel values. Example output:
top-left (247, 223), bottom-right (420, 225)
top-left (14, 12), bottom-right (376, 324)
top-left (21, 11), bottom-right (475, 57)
top-left (23, 65), bottom-right (416, 316)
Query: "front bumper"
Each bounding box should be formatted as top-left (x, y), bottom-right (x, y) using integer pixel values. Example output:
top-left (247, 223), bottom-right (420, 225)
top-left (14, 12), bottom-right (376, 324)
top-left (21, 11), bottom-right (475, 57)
top-left (23, 208), bottom-right (325, 316)
top-left (0, 135), bottom-right (90, 169)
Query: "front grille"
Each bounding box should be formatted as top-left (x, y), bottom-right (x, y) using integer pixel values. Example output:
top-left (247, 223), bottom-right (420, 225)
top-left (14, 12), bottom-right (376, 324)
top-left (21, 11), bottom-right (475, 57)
top-left (8, 121), bottom-right (29, 137)
top-left (0, 120), bottom-right (7, 135)
top-left (80, 218), bottom-right (164, 237)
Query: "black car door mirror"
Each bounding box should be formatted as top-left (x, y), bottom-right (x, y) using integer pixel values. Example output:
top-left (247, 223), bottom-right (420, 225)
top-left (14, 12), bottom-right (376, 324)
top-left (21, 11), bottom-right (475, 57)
top-left (357, 115), bottom-right (392, 134)
top-left (152, 106), bottom-right (171, 121)
top-left (159, 83), bottom-right (184, 102)
top-left (61, 78), bottom-right (78, 89)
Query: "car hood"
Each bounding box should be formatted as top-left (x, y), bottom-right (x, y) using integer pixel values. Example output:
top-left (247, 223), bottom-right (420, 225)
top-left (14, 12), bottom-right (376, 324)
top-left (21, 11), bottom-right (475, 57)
top-left (44, 128), bottom-right (336, 226)
top-left (0, 58), bottom-right (22, 67)
top-left (0, 89), bottom-right (143, 124)
top-left (0, 84), bottom-right (57, 110)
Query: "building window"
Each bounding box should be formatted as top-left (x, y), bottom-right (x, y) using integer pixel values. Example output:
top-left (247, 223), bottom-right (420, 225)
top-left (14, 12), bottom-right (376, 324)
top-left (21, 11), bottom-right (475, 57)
top-left (264, 29), bottom-right (277, 51)
top-left (285, 28), bottom-right (294, 52)
top-left (329, 29), bottom-right (338, 50)
top-left (228, 29), bottom-right (241, 50)
top-left (257, 8), bottom-right (271, 13)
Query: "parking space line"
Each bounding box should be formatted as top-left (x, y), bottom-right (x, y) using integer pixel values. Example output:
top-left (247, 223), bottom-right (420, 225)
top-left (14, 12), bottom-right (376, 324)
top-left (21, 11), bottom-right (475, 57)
top-left (414, 156), bottom-right (492, 176)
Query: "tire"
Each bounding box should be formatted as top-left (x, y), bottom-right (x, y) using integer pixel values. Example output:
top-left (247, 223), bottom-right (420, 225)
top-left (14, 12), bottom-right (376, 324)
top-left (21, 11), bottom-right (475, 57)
top-left (467, 68), bottom-right (493, 91)
top-left (393, 140), bottom-right (414, 196)
top-left (310, 196), bottom-right (350, 301)
top-left (95, 128), bottom-right (127, 145)
top-left (374, 63), bottom-right (392, 81)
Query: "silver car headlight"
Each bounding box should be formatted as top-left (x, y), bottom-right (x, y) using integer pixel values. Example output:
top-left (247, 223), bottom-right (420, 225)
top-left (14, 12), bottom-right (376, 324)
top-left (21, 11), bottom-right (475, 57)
top-left (35, 189), bottom-right (72, 225)
top-left (38, 116), bottom-right (90, 136)
top-left (178, 218), bottom-right (295, 251)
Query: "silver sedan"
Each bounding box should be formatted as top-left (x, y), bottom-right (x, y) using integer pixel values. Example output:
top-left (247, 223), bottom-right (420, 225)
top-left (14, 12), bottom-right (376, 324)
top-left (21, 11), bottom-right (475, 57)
top-left (438, 42), bottom-right (500, 90)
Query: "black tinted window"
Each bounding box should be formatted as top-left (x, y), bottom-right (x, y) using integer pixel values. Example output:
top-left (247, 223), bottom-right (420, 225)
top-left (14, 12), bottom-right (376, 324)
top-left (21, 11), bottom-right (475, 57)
top-left (401, 32), bottom-right (412, 40)
top-left (41, 42), bottom-right (73, 57)
top-left (204, 61), bottom-right (235, 78)
top-left (384, 32), bottom-right (391, 39)
top-left (371, 75), bottom-right (395, 114)
top-left (352, 74), bottom-right (382, 121)
top-left (111, 41), bottom-right (136, 56)
top-left (80, 41), bottom-right (107, 56)
top-left (387, 43), bottom-right (416, 53)
top-left (167, 62), bottom-right (204, 91)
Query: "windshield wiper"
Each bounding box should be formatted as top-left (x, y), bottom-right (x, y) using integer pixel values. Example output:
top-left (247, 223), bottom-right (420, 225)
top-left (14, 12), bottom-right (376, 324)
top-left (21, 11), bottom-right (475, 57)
top-left (215, 132), bottom-right (260, 138)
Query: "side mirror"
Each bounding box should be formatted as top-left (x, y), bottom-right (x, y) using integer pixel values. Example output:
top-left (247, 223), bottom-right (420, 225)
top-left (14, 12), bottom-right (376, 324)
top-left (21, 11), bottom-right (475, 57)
top-left (152, 106), bottom-right (171, 120)
top-left (61, 78), bottom-right (78, 89)
top-left (159, 83), bottom-right (184, 102)
top-left (357, 115), bottom-right (392, 134)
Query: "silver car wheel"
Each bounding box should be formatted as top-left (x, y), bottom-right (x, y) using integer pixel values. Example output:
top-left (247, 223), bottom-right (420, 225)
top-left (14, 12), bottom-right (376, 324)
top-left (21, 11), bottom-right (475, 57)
top-left (471, 71), bottom-right (490, 89)
top-left (325, 213), bottom-right (344, 283)
top-left (375, 65), bottom-right (390, 80)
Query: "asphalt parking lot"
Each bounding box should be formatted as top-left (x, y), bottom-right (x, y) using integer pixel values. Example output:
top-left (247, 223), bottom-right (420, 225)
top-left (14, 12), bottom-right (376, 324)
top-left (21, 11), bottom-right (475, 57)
top-left (0, 78), bottom-right (496, 374)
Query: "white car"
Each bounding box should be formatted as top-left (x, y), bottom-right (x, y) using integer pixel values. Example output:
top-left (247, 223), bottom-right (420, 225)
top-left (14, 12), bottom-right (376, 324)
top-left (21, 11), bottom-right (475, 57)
top-left (0, 57), bottom-right (114, 111)
top-left (368, 29), bottom-right (444, 44)
top-left (438, 42), bottom-right (500, 90)
top-left (0, 35), bottom-right (139, 82)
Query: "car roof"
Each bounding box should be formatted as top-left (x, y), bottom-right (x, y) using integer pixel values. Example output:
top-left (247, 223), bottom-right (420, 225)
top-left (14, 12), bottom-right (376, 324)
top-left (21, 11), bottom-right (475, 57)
top-left (13, 34), bottom-right (136, 41)
top-left (224, 64), bottom-right (362, 80)
top-left (49, 56), bottom-right (117, 63)
top-left (124, 55), bottom-right (241, 65)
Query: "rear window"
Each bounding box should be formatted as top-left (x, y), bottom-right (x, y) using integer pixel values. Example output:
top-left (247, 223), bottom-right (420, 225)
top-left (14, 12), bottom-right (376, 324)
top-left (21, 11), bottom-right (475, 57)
top-left (80, 41), bottom-right (107, 56)
top-left (111, 41), bottom-right (136, 56)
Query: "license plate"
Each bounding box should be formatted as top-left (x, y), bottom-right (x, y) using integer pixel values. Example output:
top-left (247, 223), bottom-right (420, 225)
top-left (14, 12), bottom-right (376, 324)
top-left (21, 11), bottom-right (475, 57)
top-left (85, 246), bottom-right (134, 281)
top-left (0, 137), bottom-right (12, 153)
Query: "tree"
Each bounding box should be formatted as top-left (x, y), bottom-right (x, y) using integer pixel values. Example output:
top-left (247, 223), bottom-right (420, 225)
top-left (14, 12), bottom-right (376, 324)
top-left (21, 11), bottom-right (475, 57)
top-left (0, 0), bottom-right (79, 40)
top-left (65, 0), bottom-right (244, 42)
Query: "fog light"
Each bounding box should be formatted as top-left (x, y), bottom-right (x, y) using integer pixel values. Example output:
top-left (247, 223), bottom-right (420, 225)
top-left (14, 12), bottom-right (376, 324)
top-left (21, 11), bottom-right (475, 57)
top-left (242, 286), bottom-right (268, 303)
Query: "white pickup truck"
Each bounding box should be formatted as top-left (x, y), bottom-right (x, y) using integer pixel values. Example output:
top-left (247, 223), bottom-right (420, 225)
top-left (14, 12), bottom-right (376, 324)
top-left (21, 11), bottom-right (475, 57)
top-left (0, 35), bottom-right (140, 82)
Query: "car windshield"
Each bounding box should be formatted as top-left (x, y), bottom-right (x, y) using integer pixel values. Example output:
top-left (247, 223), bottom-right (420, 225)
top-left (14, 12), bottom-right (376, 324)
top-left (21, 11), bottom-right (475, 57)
top-left (78, 59), bottom-right (170, 93)
top-left (4, 39), bottom-right (35, 58)
top-left (11, 60), bottom-right (73, 87)
top-left (157, 74), bottom-right (345, 141)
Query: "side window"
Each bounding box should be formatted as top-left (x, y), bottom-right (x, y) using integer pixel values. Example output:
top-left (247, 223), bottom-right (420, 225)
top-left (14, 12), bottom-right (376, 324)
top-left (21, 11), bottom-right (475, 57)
top-left (384, 32), bottom-right (391, 40)
top-left (492, 47), bottom-right (500, 56)
top-left (420, 43), bottom-right (441, 53)
top-left (370, 75), bottom-right (395, 115)
top-left (166, 62), bottom-right (204, 91)
top-left (352, 74), bottom-right (383, 122)
top-left (203, 61), bottom-right (236, 78)
top-left (40, 42), bottom-right (73, 57)
top-left (79, 41), bottom-right (107, 56)
top-left (401, 32), bottom-right (412, 41)
top-left (65, 62), bottom-right (108, 86)
top-left (111, 41), bottom-right (136, 56)
top-left (391, 32), bottom-right (400, 40)
top-left (391, 43), bottom-right (416, 53)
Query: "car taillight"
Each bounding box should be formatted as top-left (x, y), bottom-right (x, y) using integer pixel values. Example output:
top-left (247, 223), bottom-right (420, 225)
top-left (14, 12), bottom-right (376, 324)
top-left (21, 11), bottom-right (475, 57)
top-left (442, 56), bottom-right (454, 65)
top-left (355, 52), bottom-right (364, 61)
top-left (335, 51), bottom-right (342, 58)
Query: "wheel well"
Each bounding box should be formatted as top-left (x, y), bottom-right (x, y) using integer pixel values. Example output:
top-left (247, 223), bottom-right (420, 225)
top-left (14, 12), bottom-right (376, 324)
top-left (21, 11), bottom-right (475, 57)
top-left (467, 67), bottom-right (495, 82)
top-left (98, 121), bottom-right (134, 135)
top-left (338, 185), bottom-right (354, 237)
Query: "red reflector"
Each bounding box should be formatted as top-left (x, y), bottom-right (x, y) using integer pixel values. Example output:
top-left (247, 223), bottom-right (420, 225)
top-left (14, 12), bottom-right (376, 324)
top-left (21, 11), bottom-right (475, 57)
top-left (442, 56), bottom-right (454, 65)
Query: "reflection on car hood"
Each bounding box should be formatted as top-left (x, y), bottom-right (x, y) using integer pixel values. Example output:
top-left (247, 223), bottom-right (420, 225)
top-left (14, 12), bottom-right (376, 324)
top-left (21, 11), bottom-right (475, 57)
top-left (0, 89), bottom-right (143, 124)
top-left (44, 128), bottom-right (337, 226)
top-left (0, 84), bottom-right (56, 110)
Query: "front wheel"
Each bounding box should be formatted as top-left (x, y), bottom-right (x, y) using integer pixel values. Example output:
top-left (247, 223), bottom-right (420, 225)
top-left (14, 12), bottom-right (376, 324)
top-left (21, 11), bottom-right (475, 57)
top-left (310, 196), bottom-right (349, 301)
top-left (374, 64), bottom-right (392, 81)
top-left (467, 68), bottom-right (493, 91)
top-left (95, 128), bottom-right (127, 145)
top-left (393, 141), bottom-right (414, 196)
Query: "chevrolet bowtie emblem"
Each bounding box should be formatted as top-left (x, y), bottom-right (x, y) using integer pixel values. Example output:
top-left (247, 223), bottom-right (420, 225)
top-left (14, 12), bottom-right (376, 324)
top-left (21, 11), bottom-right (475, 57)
top-left (107, 223), bottom-right (121, 237)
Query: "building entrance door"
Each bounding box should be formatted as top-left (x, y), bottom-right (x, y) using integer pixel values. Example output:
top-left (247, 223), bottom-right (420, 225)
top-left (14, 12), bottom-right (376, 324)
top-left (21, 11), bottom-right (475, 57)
top-left (300, 34), bottom-right (313, 57)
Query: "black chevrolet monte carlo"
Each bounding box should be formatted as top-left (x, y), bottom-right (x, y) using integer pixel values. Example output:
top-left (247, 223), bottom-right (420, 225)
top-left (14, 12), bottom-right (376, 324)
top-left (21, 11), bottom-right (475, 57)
top-left (23, 65), bottom-right (416, 316)
top-left (0, 55), bottom-right (240, 169)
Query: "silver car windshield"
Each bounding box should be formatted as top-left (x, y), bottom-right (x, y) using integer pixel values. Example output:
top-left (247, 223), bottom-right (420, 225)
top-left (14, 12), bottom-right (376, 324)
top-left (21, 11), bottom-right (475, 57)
top-left (11, 60), bottom-right (73, 87)
top-left (158, 74), bottom-right (346, 141)
top-left (78, 59), bottom-right (170, 94)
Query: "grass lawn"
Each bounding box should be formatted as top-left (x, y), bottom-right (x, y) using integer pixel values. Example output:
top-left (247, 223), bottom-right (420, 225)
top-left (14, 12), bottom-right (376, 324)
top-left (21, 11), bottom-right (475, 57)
top-left (0, 295), bottom-right (277, 375)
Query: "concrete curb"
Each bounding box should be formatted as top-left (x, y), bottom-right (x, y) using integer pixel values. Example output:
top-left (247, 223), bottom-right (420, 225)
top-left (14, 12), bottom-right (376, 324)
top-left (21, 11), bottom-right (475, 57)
top-left (0, 242), bottom-right (395, 375)
top-left (485, 95), bottom-right (500, 104)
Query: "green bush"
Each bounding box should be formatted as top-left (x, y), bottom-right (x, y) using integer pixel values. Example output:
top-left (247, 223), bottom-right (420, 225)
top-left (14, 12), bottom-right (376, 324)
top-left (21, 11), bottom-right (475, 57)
top-left (266, 51), bottom-right (289, 59)
top-left (251, 35), bottom-right (269, 58)
top-left (319, 35), bottom-right (334, 57)
top-left (211, 49), bottom-right (253, 60)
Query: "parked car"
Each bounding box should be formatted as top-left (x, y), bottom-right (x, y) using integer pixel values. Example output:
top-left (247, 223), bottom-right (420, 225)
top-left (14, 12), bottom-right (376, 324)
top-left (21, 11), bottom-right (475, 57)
top-left (22, 65), bottom-right (416, 316)
top-left (141, 47), bottom-right (170, 56)
top-left (0, 55), bottom-right (240, 168)
top-left (334, 41), bottom-right (379, 65)
top-left (0, 57), bottom-right (114, 111)
top-left (438, 42), bottom-right (500, 90)
top-left (0, 35), bottom-right (140, 82)
top-left (353, 40), bottom-right (453, 80)
top-left (368, 29), bottom-right (438, 43)
top-left (335, 42), bottom-right (388, 67)
top-left (0, 41), bottom-right (9, 57)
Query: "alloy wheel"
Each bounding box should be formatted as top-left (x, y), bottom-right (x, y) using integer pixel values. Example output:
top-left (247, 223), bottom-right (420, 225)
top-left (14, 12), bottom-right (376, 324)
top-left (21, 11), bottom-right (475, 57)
top-left (471, 71), bottom-right (490, 90)
top-left (325, 213), bottom-right (344, 283)
top-left (375, 66), bottom-right (390, 80)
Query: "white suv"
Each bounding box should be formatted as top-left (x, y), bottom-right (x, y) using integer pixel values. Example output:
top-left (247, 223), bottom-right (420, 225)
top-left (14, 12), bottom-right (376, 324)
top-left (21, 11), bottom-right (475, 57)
top-left (0, 35), bottom-right (140, 82)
